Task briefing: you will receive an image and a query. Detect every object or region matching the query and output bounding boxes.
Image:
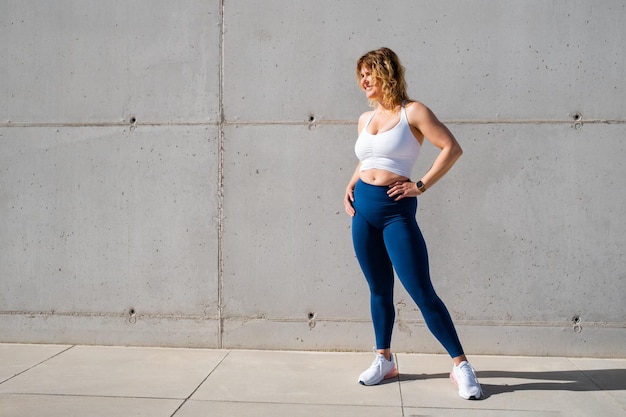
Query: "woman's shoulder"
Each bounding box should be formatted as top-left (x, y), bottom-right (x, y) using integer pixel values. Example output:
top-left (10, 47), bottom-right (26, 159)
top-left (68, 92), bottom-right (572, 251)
top-left (403, 100), bottom-right (436, 123)
top-left (357, 109), bottom-right (375, 131)
top-left (358, 109), bottom-right (375, 120)
top-left (403, 100), bottom-right (428, 113)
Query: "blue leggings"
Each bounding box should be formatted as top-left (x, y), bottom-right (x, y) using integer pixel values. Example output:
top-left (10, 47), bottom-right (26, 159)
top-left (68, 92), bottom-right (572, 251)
top-left (352, 180), bottom-right (464, 358)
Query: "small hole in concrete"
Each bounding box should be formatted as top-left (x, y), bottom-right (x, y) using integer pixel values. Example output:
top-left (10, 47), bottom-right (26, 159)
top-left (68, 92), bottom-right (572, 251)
top-left (308, 115), bottom-right (316, 123)
top-left (572, 315), bottom-right (581, 324)
top-left (129, 308), bottom-right (136, 316)
top-left (130, 117), bottom-right (137, 124)
top-left (572, 113), bottom-right (582, 122)
top-left (308, 312), bottom-right (315, 320)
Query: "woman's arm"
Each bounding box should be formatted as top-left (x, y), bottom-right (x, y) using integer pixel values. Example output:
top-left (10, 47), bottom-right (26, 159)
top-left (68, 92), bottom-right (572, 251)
top-left (410, 102), bottom-right (463, 189)
top-left (344, 162), bottom-right (361, 217)
top-left (388, 101), bottom-right (462, 200)
top-left (344, 111), bottom-right (373, 216)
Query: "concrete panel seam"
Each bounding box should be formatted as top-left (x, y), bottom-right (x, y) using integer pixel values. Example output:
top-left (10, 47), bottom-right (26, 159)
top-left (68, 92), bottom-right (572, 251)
top-left (4, 311), bottom-right (622, 329)
top-left (216, 0), bottom-right (226, 350)
top-left (0, 121), bottom-right (217, 128)
top-left (221, 119), bottom-right (625, 126)
top-left (1, 119), bottom-right (622, 129)
top-left (220, 315), bottom-right (626, 329)
top-left (443, 118), bottom-right (625, 125)
top-left (0, 311), bottom-right (220, 321)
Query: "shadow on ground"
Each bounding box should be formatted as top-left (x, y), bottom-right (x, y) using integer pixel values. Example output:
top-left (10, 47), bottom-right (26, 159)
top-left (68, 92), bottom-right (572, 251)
top-left (397, 368), bottom-right (626, 399)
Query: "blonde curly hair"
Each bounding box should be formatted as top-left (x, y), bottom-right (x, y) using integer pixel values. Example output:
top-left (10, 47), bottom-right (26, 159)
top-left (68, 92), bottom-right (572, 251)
top-left (356, 47), bottom-right (410, 109)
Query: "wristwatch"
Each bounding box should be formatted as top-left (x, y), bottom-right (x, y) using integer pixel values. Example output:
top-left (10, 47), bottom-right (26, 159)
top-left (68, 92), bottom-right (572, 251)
top-left (416, 180), bottom-right (426, 193)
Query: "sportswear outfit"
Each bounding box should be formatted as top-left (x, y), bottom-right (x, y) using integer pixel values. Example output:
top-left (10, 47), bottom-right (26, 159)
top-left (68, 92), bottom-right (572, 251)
top-left (353, 103), bottom-right (463, 357)
top-left (352, 103), bottom-right (482, 399)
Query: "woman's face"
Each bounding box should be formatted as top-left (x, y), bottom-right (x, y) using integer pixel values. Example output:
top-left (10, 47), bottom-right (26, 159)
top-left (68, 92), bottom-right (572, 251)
top-left (359, 66), bottom-right (381, 101)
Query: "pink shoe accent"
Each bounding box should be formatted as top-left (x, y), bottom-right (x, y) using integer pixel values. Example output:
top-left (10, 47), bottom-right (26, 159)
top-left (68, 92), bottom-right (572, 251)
top-left (384, 367), bottom-right (399, 379)
top-left (450, 371), bottom-right (458, 385)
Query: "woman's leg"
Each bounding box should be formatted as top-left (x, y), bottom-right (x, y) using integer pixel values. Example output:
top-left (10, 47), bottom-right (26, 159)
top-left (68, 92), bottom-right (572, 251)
top-left (352, 211), bottom-right (396, 350)
top-left (383, 215), bottom-right (464, 358)
top-left (378, 200), bottom-right (482, 398)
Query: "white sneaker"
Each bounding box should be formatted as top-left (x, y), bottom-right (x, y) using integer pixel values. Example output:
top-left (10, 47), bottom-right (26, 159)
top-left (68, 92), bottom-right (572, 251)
top-left (450, 361), bottom-right (483, 399)
top-left (358, 352), bottom-right (399, 386)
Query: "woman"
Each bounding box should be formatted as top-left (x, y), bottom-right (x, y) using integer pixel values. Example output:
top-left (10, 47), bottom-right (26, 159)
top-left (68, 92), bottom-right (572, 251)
top-left (344, 47), bottom-right (482, 400)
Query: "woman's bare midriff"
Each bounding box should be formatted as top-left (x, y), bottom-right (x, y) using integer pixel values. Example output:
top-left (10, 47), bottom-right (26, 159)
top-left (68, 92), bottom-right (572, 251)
top-left (360, 169), bottom-right (409, 186)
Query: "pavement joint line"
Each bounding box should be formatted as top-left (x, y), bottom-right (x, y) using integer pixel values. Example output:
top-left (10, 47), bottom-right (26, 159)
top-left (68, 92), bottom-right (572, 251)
top-left (568, 357), bottom-right (626, 412)
top-left (0, 392), bottom-right (184, 401)
top-left (169, 349), bottom-right (232, 417)
top-left (0, 345), bottom-right (75, 385)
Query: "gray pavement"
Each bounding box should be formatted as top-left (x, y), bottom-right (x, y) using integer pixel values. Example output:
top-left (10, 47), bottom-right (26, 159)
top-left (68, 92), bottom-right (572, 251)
top-left (0, 343), bottom-right (624, 416)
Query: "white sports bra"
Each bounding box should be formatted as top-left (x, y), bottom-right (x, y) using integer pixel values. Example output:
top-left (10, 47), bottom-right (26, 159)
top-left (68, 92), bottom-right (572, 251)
top-left (354, 103), bottom-right (421, 178)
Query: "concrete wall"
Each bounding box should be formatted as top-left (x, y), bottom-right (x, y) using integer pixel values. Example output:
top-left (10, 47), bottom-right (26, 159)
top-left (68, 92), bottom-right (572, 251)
top-left (1, 1), bottom-right (624, 357)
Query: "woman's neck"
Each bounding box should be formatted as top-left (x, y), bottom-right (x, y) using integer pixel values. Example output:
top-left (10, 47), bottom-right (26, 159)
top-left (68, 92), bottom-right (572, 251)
top-left (377, 102), bottom-right (401, 115)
